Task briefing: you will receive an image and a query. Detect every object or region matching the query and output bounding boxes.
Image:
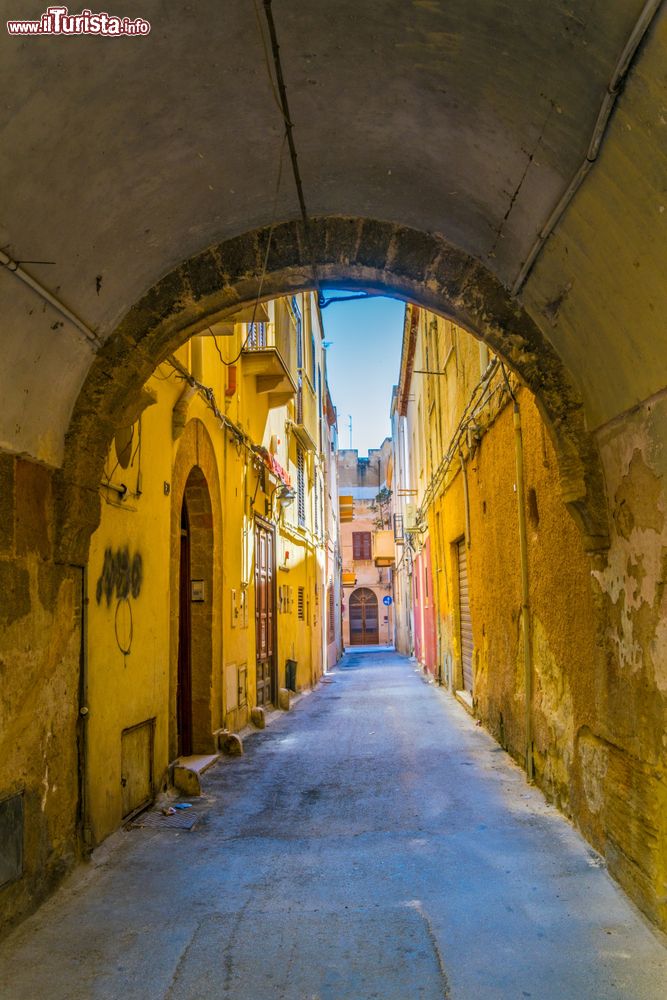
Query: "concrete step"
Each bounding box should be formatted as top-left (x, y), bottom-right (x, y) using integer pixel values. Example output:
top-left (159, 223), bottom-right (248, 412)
top-left (172, 753), bottom-right (219, 796)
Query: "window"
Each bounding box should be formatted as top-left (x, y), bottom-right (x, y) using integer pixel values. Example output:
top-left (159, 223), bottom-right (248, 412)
top-left (352, 531), bottom-right (372, 561)
top-left (296, 445), bottom-right (306, 527)
top-left (297, 586), bottom-right (305, 620)
top-left (313, 476), bottom-right (319, 537)
top-left (293, 296), bottom-right (303, 368)
top-left (327, 585), bottom-right (335, 644)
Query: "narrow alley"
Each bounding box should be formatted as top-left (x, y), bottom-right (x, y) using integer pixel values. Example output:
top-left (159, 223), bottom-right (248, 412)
top-left (0, 650), bottom-right (664, 1000)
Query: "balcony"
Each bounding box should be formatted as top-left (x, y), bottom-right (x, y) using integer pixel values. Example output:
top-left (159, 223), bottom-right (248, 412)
top-left (242, 321), bottom-right (296, 407)
top-left (342, 571), bottom-right (357, 587)
top-left (339, 495), bottom-right (354, 523)
top-left (292, 376), bottom-right (318, 452)
top-left (373, 530), bottom-right (395, 567)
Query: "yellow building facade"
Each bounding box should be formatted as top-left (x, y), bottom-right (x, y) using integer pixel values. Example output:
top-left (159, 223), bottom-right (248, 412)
top-left (392, 304), bottom-right (667, 932)
top-left (84, 294), bottom-right (340, 845)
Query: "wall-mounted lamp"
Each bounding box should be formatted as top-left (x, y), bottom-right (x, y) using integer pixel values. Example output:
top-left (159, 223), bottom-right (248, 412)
top-left (276, 485), bottom-right (296, 507)
top-left (267, 482), bottom-right (296, 519)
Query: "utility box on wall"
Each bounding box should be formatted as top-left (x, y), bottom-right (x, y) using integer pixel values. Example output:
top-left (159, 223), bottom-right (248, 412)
top-left (0, 792), bottom-right (23, 888)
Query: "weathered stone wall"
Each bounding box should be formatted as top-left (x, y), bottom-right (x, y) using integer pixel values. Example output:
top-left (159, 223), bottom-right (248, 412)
top-left (0, 455), bottom-right (81, 937)
top-left (584, 391), bottom-right (667, 928)
top-left (429, 383), bottom-right (667, 932)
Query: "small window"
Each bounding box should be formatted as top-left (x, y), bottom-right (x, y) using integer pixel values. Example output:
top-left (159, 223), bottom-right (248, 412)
top-left (352, 531), bottom-right (372, 561)
top-left (297, 446), bottom-right (306, 527)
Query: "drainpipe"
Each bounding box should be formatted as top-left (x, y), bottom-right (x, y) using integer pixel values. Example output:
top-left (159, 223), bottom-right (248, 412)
top-left (513, 401), bottom-right (534, 782)
top-left (77, 564), bottom-right (92, 852)
top-left (172, 336), bottom-right (203, 439)
top-left (459, 452), bottom-right (471, 548)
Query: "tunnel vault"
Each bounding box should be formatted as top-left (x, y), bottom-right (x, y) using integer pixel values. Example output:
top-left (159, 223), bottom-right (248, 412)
top-left (55, 216), bottom-right (610, 565)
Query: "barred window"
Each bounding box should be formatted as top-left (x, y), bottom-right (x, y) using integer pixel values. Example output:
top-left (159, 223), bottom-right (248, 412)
top-left (297, 445), bottom-right (306, 527)
top-left (327, 585), bottom-right (335, 643)
top-left (314, 476), bottom-right (319, 536)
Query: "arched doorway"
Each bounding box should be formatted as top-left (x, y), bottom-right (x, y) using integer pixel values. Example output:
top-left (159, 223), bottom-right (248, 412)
top-left (349, 588), bottom-right (380, 646)
top-left (176, 466), bottom-right (214, 757)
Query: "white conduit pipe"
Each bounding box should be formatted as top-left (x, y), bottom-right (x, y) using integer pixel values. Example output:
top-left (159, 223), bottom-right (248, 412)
top-left (0, 248), bottom-right (102, 349)
top-left (512, 0), bottom-right (664, 295)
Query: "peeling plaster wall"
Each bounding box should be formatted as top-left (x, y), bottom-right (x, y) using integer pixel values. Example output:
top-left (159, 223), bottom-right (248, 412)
top-left (414, 320), bottom-right (667, 932)
top-left (586, 391), bottom-right (667, 925)
top-left (0, 457), bottom-right (80, 938)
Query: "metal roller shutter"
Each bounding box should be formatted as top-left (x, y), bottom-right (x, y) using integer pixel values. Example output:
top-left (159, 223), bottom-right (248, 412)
top-left (457, 540), bottom-right (473, 692)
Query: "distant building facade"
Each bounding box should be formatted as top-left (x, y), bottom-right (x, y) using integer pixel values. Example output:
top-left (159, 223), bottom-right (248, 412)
top-left (337, 442), bottom-right (394, 647)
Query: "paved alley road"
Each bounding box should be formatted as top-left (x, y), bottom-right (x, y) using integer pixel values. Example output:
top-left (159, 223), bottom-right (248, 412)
top-left (1, 650), bottom-right (666, 999)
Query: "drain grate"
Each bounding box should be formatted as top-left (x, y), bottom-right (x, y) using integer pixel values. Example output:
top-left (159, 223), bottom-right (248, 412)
top-left (127, 807), bottom-right (202, 832)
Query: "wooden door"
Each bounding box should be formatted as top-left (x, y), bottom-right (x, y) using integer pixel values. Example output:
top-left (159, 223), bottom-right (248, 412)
top-left (457, 539), bottom-right (473, 692)
top-left (349, 588), bottom-right (379, 645)
top-left (177, 500), bottom-right (193, 756)
top-left (121, 719), bottom-right (154, 818)
top-left (254, 519), bottom-right (275, 706)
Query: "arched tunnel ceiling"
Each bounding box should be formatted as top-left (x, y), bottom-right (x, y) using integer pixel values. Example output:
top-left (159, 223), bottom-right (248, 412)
top-left (1, 0), bottom-right (666, 466)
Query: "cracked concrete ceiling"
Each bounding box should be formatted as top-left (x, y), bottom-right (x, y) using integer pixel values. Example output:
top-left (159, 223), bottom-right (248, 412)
top-left (1, 0), bottom-right (666, 465)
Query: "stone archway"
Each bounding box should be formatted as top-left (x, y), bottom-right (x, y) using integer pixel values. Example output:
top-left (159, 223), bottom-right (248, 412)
top-left (55, 217), bottom-right (610, 567)
top-left (169, 419), bottom-right (223, 761)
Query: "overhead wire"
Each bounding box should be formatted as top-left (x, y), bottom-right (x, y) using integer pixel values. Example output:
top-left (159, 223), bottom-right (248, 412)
top-left (259, 0), bottom-right (325, 307)
top-left (212, 129), bottom-right (288, 366)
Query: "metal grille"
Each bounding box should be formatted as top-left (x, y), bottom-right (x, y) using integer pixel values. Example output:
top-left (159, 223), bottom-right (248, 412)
top-left (297, 586), bottom-right (305, 620)
top-left (314, 476), bottom-right (319, 536)
top-left (297, 446), bottom-right (306, 527)
top-left (457, 540), bottom-right (473, 692)
top-left (245, 322), bottom-right (267, 348)
top-left (327, 585), bottom-right (335, 643)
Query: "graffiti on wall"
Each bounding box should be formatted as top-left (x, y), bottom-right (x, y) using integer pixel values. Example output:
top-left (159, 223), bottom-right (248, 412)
top-left (95, 547), bottom-right (143, 661)
top-left (95, 547), bottom-right (143, 606)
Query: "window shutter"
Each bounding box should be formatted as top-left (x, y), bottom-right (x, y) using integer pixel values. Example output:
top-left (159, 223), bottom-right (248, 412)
top-left (353, 531), bottom-right (371, 561)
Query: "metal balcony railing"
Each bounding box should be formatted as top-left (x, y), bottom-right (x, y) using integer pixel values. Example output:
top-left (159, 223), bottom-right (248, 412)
top-left (242, 321), bottom-right (296, 406)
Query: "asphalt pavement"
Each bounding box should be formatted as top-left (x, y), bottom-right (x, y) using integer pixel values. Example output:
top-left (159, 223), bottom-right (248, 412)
top-left (1, 648), bottom-right (665, 999)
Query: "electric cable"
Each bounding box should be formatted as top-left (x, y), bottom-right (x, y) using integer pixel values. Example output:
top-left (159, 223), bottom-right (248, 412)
top-left (213, 130), bottom-right (288, 366)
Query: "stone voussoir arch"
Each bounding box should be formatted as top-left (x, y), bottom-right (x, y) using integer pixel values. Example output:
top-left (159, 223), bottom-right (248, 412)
top-left (55, 216), bottom-right (610, 564)
top-left (169, 417), bottom-right (223, 759)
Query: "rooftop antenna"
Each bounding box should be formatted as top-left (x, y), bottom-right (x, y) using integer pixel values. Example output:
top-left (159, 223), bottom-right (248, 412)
top-left (348, 414), bottom-right (353, 449)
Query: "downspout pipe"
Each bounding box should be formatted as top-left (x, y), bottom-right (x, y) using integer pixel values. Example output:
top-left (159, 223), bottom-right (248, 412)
top-left (459, 452), bottom-right (471, 548)
top-left (77, 564), bottom-right (92, 853)
top-left (172, 335), bottom-right (203, 439)
top-left (513, 400), bottom-right (534, 782)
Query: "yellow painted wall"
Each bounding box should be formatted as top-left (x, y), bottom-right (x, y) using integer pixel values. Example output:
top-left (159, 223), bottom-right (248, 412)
top-left (85, 293), bottom-right (333, 845)
top-left (395, 303), bottom-right (667, 931)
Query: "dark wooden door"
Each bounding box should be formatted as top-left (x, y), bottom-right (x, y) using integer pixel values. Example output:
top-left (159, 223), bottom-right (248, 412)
top-left (177, 500), bottom-right (193, 756)
top-left (255, 519), bottom-right (275, 706)
top-left (349, 588), bottom-right (379, 645)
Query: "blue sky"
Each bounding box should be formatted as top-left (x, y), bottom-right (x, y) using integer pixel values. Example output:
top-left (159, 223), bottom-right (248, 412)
top-left (321, 292), bottom-right (405, 456)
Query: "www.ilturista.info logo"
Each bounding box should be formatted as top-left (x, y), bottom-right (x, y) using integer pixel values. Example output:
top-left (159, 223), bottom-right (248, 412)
top-left (7, 6), bottom-right (150, 35)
